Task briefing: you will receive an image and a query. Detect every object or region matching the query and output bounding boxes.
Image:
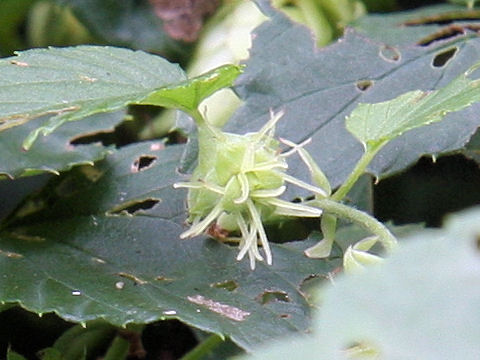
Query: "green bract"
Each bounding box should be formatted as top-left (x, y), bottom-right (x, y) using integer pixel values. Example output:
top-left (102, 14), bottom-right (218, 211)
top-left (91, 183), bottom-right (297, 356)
top-left (175, 111), bottom-right (327, 269)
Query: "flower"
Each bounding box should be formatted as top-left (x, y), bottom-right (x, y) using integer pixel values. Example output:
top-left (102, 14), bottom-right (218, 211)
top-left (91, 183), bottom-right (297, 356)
top-left (174, 110), bottom-right (328, 269)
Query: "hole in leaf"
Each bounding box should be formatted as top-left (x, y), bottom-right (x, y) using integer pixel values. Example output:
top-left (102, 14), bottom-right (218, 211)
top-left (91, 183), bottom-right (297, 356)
top-left (403, 10), bottom-right (480, 26)
top-left (70, 130), bottom-right (115, 145)
top-left (417, 25), bottom-right (467, 47)
top-left (108, 198), bottom-right (160, 215)
top-left (257, 291), bottom-right (290, 305)
top-left (432, 47), bottom-right (458, 68)
top-left (379, 45), bottom-right (401, 62)
top-left (210, 280), bottom-right (238, 292)
top-left (279, 314), bottom-right (291, 319)
top-left (131, 155), bottom-right (157, 172)
top-left (356, 80), bottom-right (374, 92)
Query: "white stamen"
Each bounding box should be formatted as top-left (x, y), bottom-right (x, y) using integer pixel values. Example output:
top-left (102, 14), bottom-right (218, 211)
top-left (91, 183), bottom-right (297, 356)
top-left (250, 186), bottom-right (286, 198)
top-left (280, 173), bottom-right (328, 197)
top-left (264, 198), bottom-right (322, 217)
top-left (180, 203), bottom-right (223, 239)
top-left (247, 200), bottom-right (272, 265)
top-left (256, 109), bottom-right (285, 140)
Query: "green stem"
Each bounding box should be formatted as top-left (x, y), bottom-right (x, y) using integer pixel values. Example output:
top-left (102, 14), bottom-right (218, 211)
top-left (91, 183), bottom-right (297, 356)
top-left (311, 198), bottom-right (397, 252)
top-left (103, 335), bottom-right (130, 360)
top-left (331, 140), bottom-right (387, 202)
top-left (180, 334), bottom-right (224, 360)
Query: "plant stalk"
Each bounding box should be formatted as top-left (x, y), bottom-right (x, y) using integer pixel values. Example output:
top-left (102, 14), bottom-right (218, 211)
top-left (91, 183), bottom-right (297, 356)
top-left (331, 140), bottom-right (387, 202)
top-left (180, 334), bottom-right (224, 360)
top-left (310, 198), bottom-right (397, 252)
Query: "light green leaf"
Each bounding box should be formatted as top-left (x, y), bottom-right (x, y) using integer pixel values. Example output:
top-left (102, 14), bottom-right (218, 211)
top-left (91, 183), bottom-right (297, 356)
top-left (239, 207), bottom-right (480, 359)
top-left (138, 64), bottom-right (243, 113)
top-left (0, 46), bottom-right (185, 148)
top-left (346, 67), bottom-right (480, 147)
top-left (0, 45), bottom-right (240, 150)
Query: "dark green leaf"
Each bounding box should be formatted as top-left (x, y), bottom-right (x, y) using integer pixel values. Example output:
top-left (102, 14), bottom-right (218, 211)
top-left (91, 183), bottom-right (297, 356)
top-left (0, 141), bottom-right (340, 351)
top-left (0, 111), bottom-right (124, 178)
top-left (229, 1), bottom-right (480, 190)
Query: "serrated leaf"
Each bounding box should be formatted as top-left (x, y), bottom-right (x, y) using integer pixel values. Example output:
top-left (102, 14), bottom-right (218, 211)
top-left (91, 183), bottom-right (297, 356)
top-left (0, 46), bottom-right (185, 148)
top-left (228, 1), bottom-right (480, 190)
top-left (138, 64), bottom-right (243, 113)
top-left (0, 46), bottom-right (241, 150)
top-left (0, 141), bottom-right (341, 351)
top-left (346, 67), bottom-right (480, 146)
top-left (238, 207), bottom-right (480, 359)
top-left (0, 111), bottom-right (124, 178)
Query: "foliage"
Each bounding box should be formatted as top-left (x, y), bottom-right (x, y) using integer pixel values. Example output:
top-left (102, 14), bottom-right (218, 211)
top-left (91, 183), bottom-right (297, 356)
top-left (1, 0), bottom-right (480, 359)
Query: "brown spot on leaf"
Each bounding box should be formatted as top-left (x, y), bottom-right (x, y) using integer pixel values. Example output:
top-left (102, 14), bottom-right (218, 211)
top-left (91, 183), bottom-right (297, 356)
top-left (10, 60), bottom-right (29, 67)
top-left (149, 0), bottom-right (220, 42)
top-left (379, 45), bottom-right (401, 62)
top-left (187, 295), bottom-right (250, 321)
top-left (0, 249), bottom-right (23, 258)
top-left (116, 272), bottom-right (147, 285)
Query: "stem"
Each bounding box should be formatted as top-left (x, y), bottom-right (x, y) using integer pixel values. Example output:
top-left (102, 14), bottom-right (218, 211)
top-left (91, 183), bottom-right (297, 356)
top-left (331, 140), bottom-right (387, 202)
top-left (310, 198), bottom-right (397, 252)
top-left (180, 334), bottom-right (224, 360)
top-left (103, 335), bottom-right (130, 360)
top-left (190, 108), bottom-right (224, 140)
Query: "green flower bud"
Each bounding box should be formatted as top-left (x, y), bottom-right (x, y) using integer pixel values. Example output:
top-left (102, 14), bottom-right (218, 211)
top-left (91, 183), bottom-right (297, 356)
top-left (175, 110), bottom-right (327, 269)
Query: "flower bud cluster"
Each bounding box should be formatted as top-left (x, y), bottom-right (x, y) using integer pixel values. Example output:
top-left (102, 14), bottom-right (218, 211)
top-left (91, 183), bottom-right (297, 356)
top-left (175, 111), bottom-right (327, 269)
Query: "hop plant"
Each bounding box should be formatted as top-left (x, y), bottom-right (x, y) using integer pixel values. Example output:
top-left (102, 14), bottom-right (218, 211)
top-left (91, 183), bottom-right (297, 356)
top-left (175, 110), bottom-right (329, 269)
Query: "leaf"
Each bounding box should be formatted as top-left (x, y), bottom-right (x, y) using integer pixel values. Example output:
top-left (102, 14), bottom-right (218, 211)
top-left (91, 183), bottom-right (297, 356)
top-left (0, 141), bottom-right (341, 351)
top-left (6, 349), bottom-right (27, 360)
top-left (0, 111), bottom-right (124, 178)
top-left (0, 46), bottom-right (241, 150)
top-left (228, 1), bottom-right (480, 190)
top-left (138, 64), bottom-right (243, 113)
top-left (345, 66), bottom-right (480, 147)
top-left (53, 0), bottom-right (189, 56)
top-left (0, 46), bottom-right (185, 148)
top-left (238, 207), bottom-right (480, 359)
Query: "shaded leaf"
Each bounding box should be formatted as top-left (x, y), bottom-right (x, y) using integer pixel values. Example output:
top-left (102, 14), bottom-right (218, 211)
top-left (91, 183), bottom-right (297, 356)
top-left (6, 349), bottom-right (27, 360)
top-left (54, 0), bottom-right (188, 56)
top-left (229, 1), bottom-right (480, 191)
top-left (0, 141), bottom-right (341, 351)
top-left (0, 111), bottom-right (124, 178)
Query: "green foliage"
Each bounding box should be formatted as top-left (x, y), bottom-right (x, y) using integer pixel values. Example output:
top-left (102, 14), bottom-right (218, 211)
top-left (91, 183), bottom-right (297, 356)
top-left (238, 207), bottom-right (480, 359)
top-left (2, 1), bottom-right (480, 358)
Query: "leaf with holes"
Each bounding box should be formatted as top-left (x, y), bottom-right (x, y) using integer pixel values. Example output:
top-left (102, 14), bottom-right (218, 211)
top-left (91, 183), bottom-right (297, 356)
top-left (237, 207), bottom-right (480, 360)
top-left (0, 46), bottom-right (241, 149)
top-left (228, 1), bottom-right (480, 192)
top-left (0, 111), bottom-right (124, 179)
top-left (0, 141), bottom-right (341, 351)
